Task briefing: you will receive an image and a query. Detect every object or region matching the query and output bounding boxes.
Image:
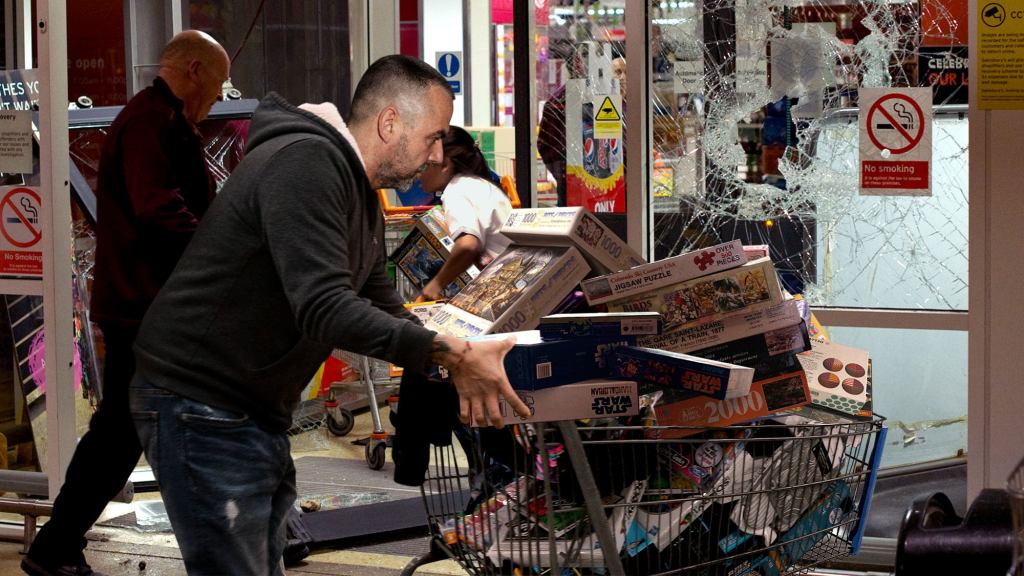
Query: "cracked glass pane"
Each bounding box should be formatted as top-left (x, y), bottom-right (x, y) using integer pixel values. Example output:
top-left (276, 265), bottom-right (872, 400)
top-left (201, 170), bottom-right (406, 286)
top-left (649, 0), bottom-right (967, 312)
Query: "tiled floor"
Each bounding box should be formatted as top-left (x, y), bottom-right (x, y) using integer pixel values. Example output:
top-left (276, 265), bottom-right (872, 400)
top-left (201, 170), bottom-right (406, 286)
top-left (0, 401), bottom-right (471, 576)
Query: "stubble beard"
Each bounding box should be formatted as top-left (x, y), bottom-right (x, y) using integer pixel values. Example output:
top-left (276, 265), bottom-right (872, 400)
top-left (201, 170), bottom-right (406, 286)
top-left (376, 133), bottom-right (425, 191)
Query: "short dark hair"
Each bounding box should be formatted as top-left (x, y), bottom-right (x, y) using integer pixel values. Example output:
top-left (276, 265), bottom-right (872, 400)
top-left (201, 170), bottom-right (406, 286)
top-left (349, 55), bottom-right (454, 124)
top-left (443, 126), bottom-right (501, 187)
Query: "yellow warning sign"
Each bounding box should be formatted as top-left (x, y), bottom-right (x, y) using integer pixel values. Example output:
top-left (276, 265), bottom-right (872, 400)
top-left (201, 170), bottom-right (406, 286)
top-left (595, 96), bottom-right (621, 121)
top-left (979, 1), bottom-right (1024, 109)
top-left (594, 96), bottom-right (622, 139)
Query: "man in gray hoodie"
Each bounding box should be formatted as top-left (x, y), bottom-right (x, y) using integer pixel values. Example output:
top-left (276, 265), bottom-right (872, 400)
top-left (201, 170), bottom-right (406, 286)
top-left (129, 55), bottom-right (528, 575)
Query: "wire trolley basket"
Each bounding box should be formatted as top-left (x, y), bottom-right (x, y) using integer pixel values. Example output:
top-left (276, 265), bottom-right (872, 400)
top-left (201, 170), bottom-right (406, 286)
top-left (405, 416), bottom-right (886, 576)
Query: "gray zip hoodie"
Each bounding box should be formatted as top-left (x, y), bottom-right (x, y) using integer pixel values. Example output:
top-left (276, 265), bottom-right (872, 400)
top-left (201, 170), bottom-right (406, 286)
top-left (133, 92), bottom-right (435, 433)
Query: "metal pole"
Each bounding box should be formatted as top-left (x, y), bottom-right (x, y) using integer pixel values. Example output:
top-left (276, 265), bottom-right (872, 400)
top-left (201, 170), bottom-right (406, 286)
top-left (513, 0), bottom-right (536, 208)
top-left (15, 0), bottom-right (30, 68)
top-left (38, 0), bottom-right (75, 493)
top-left (624, 2), bottom-right (651, 260)
top-left (556, 421), bottom-right (625, 576)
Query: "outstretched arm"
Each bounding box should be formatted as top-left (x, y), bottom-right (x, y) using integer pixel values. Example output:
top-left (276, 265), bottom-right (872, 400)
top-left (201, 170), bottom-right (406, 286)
top-left (430, 334), bottom-right (530, 427)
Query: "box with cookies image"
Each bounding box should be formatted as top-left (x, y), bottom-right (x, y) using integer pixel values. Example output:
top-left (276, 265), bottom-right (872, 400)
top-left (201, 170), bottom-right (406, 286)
top-left (796, 340), bottom-right (871, 417)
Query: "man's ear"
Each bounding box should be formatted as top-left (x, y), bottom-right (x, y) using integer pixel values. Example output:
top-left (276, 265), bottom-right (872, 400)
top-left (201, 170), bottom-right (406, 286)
top-left (377, 106), bottom-right (399, 144)
top-left (187, 59), bottom-right (202, 79)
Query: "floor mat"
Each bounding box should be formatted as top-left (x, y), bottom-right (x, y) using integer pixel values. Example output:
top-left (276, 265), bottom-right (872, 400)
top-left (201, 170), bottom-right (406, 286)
top-left (98, 455), bottom-right (447, 533)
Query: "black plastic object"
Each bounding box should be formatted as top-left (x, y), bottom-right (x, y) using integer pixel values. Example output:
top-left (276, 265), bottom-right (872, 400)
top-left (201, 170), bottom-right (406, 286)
top-left (895, 489), bottom-right (1013, 575)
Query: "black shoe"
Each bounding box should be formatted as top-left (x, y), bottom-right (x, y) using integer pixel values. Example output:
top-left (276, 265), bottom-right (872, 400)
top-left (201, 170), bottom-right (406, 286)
top-left (20, 555), bottom-right (106, 576)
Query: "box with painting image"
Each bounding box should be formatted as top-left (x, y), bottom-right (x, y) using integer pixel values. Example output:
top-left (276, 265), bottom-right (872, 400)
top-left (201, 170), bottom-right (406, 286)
top-left (426, 244), bottom-right (591, 336)
top-left (609, 258), bottom-right (784, 333)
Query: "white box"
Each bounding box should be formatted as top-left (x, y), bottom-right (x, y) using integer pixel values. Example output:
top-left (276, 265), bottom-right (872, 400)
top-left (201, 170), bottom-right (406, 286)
top-left (797, 340), bottom-right (871, 416)
top-left (425, 245), bottom-right (591, 336)
top-left (606, 257), bottom-right (785, 333)
top-left (581, 240), bottom-right (747, 305)
top-left (501, 207), bottom-right (645, 274)
top-left (472, 379), bottom-right (640, 425)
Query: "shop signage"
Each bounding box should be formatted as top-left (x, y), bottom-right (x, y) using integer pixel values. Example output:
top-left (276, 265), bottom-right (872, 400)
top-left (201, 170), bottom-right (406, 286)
top-left (0, 69), bottom-right (40, 111)
top-left (0, 186), bottom-right (43, 277)
top-left (594, 95), bottom-right (622, 139)
top-left (0, 110), bottom-right (33, 174)
top-left (859, 88), bottom-right (932, 196)
top-left (919, 46), bottom-right (968, 105)
top-left (435, 51), bottom-right (463, 95)
top-left (565, 79), bottom-right (625, 213)
top-left (978, 1), bottom-right (1024, 109)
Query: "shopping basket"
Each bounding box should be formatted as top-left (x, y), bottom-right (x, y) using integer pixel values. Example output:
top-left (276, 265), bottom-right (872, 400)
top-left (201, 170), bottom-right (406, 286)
top-left (403, 416), bottom-right (886, 575)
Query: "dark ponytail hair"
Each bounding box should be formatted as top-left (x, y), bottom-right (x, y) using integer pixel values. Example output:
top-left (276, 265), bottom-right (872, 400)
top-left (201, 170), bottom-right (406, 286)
top-left (443, 126), bottom-right (502, 188)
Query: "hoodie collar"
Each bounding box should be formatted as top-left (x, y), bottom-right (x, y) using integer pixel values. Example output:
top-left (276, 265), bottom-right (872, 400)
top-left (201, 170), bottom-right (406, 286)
top-left (298, 102), bottom-right (365, 171)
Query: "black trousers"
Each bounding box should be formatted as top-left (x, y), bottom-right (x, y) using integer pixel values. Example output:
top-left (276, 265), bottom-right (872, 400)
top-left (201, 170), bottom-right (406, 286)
top-left (28, 323), bottom-right (142, 565)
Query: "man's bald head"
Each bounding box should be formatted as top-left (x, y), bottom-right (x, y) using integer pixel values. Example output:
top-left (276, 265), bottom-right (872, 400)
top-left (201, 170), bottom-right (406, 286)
top-left (160, 30), bottom-right (227, 70)
top-left (158, 30), bottom-right (230, 124)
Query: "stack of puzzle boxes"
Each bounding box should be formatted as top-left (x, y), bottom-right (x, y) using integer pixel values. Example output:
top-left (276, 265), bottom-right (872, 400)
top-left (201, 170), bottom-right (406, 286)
top-left (425, 205), bottom-right (871, 429)
top-left (580, 240), bottom-right (818, 436)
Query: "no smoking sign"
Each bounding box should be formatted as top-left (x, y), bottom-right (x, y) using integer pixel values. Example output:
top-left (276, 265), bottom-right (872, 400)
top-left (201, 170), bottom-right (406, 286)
top-left (0, 186), bottom-right (42, 277)
top-left (859, 88), bottom-right (932, 196)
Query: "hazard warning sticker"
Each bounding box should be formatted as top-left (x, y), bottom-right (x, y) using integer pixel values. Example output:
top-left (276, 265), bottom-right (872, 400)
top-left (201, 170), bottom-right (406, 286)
top-left (594, 95), bottom-right (623, 139)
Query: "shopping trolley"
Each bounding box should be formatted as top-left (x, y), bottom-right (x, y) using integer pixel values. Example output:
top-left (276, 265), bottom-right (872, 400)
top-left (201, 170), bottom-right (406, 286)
top-left (403, 416), bottom-right (886, 575)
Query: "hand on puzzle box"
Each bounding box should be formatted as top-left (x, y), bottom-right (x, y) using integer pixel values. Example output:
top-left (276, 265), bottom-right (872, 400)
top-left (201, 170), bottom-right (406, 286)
top-left (438, 335), bottom-right (530, 428)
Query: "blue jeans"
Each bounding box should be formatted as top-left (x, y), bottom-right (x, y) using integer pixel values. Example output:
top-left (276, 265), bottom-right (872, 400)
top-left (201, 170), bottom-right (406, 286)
top-left (129, 374), bottom-right (295, 576)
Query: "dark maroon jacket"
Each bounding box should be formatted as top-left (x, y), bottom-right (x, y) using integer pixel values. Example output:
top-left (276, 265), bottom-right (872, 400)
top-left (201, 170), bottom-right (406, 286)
top-left (90, 77), bottom-right (216, 327)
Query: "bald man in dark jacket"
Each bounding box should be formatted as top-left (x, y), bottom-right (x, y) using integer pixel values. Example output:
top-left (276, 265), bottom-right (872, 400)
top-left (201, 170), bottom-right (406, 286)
top-left (22, 30), bottom-right (229, 576)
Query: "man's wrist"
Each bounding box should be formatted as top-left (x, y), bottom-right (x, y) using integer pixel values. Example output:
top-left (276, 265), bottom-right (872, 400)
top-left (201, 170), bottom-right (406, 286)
top-left (431, 334), bottom-right (468, 370)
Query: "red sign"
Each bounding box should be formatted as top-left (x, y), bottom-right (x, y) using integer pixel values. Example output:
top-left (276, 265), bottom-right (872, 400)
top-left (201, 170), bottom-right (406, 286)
top-left (0, 186), bottom-right (42, 277)
top-left (866, 94), bottom-right (925, 155)
top-left (922, 0), bottom-right (968, 47)
top-left (860, 161), bottom-right (930, 190)
top-left (0, 187), bottom-right (41, 248)
top-left (858, 87), bottom-right (932, 196)
top-left (68, 1), bottom-right (127, 106)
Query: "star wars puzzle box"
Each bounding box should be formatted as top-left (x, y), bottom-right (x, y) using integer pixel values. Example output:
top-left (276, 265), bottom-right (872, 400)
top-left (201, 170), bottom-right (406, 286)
top-left (501, 207), bottom-right (645, 274)
top-left (390, 205), bottom-right (480, 298)
top-left (425, 245), bottom-right (591, 336)
top-left (471, 379), bottom-right (640, 426)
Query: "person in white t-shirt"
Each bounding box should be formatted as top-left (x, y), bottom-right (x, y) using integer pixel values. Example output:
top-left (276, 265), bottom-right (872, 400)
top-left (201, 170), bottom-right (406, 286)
top-left (417, 125), bottom-right (513, 302)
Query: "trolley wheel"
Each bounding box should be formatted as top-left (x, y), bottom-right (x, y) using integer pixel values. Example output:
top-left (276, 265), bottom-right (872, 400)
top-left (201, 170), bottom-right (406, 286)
top-left (366, 442), bottom-right (387, 470)
top-left (326, 409), bottom-right (354, 437)
top-left (389, 407), bottom-right (399, 429)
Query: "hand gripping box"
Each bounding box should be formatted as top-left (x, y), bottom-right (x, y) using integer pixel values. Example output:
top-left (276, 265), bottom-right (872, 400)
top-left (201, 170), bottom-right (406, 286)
top-left (390, 205), bottom-right (480, 297)
top-left (797, 339), bottom-right (871, 416)
top-left (425, 245), bottom-right (591, 336)
top-left (463, 330), bottom-right (636, 390)
top-left (581, 240), bottom-right (747, 305)
top-left (650, 369), bottom-right (811, 439)
top-left (500, 207), bottom-right (645, 274)
top-left (612, 346), bottom-right (755, 401)
top-left (538, 312), bottom-right (662, 340)
top-left (472, 379), bottom-right (640, 426)
top-left (635, 299), bottom-right (803, 354)
top-left (606, 257), bottom-right (785, 333)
